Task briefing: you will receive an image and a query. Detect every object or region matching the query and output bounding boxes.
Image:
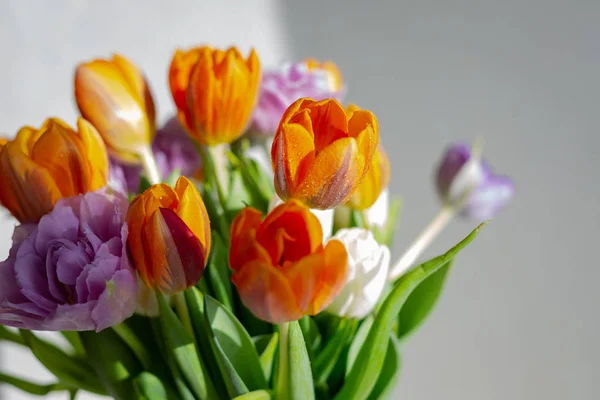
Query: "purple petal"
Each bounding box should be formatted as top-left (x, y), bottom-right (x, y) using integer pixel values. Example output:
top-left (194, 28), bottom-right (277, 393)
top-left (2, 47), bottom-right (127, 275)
top-left (91, 269), bottom-right (137, 332)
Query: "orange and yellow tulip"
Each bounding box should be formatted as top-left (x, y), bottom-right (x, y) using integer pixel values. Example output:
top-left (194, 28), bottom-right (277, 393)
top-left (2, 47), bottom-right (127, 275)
top-left (305, 58), bottom-right (344, 92)
top-left (271, 98), bottom-right (379, 210)
top-left (169, 46), bottom-right (261, 145)
top-left (229, 199), bottom-right (348, 323)
top-left (74, 54), bottom-right (156, 163)
top-left (0, 118), bottom-right (108, 223)
top-left (347, 146), bottom-right (391, 210)
top-left (126, 176), bottom-right (211, 295)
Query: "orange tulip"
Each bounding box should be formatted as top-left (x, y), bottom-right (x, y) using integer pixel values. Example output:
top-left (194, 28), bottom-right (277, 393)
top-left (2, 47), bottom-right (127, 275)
top-left (75, 54), bottom-right (156, 163)
top-left (229, 199), bottom-right (348, 323)
top-left (271, 98), bottom-right (379, 210)
top-left (0, 118), bottom-right (108, 223)
top-left (305, 58), bottom-right (343, 92)
top-left (169, 46), bottom-right (261, 145)
top-left (347, 146), bottom-right (391, 210)
top-left (126, 176), bottom-right (211, 295)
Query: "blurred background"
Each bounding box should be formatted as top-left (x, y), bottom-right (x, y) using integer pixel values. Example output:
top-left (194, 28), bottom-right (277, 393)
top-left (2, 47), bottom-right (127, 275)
top-left (1, 0), bottom-right (598, 399)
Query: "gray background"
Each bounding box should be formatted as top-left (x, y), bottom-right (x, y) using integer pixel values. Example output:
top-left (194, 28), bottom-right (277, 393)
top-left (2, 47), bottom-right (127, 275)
top-left (1, 0), bottom-right (598, 399)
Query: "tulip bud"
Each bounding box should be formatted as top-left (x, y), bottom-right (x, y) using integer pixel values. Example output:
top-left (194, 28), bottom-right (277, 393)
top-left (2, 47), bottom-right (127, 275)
top-left (229, 200), bottom-right (348, 323)
top-left (436, 142), bottom-right (514, 221)
top-left (169, 46), bottom-right (261, 145)
top-left (126, 176), bottom-right (211, 295)
top-left (326, 228), bottom-right (391, 319)
top-left (271, 98), bottom-right (379, 210)
top-left (347, 146), bottom-right (390, 210)
top-left (269, 195), bottom-right (334, 239)
top-left (250, 59), bottom-right (345, 137)
top-left (75, 54), bottom-right (156, 163)
top-left (0, 118), bottom-right (108, 222)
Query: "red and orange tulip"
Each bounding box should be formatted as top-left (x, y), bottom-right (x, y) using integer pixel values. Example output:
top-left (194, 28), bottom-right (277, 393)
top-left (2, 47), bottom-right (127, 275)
top-left (229, 200), bottom-right (348, 323)
top-left (75, 54), bottom-right (156, 163)
top-left (347, 146), bottom-right (391, 210)
top-left (169, 46), bottom-right (261, 145)
top-left (0, 118), bottom-right (108, 222)
top-left (126, 176), bottom-right (211, 295)
top-left (271, 98), bottom-right (379, 210)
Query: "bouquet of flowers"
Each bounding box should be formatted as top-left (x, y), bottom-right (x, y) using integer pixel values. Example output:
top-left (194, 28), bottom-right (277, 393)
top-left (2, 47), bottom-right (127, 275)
top-left (0, 45), bottom-right (514, 400)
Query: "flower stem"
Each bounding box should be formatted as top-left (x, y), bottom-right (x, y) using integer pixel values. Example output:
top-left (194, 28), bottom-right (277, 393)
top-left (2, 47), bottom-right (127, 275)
top-left (0, 373), bottom-right (69, 395)
top-left (276, 322), bottom-right (290, 400)
top-left (174, 291), bottom-right (197, 348)
top-left (139, 146), bottom-right (161, 184)
top-left (197, 143), bottom-right (229, 208)
top-left (0, 325), bottom-right (25, 345)
top-left (112, 323), bottom-right (153, 370)
top-left (388, 206), bottom-right (455, 280)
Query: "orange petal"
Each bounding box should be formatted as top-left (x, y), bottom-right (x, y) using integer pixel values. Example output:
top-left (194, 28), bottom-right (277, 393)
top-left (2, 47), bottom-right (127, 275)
top-left (126, 194), bottom-right (151, 285)
top-left (187, 48), bottom-right (215, 144)
top-left (280, 252), bottom-right (325, 314)
top-left (348, 147), bottom-right (390, 210)
top-left (174, 177), bottom-right (211, 256)
top-left (303, 99), bottom-right (348, 152)
top-left (232, 260), bottom-right (303, 324)
top-left (76, 118), bottom-right (109, 190)
top-left (296, 137), bottom-right (361, 209)
top-left (304, 239), bottom-right (348, 315)
top-left (229, 207), bottom-right (271, 271)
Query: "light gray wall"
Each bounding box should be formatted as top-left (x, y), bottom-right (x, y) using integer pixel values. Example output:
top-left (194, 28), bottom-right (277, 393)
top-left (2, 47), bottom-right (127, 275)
top-left (1, 1), bottom-right (598, 399)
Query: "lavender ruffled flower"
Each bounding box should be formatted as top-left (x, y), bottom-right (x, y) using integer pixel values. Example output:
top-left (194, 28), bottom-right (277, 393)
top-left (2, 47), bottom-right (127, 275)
top-left (250, 61), bottom-right (346, 136)
top-left (0, 189), bottom-right (137, 331)
top-left (109, 117), bottom-right (202, 193)
top-left (436, 142), bottom-right (515, 221)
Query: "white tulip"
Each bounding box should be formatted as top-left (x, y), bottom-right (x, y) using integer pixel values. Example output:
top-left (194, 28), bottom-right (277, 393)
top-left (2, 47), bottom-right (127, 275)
top-left (364, 188), bottom-right (389, 231)
top-left (326, 228), bottom-right (391, 319)
top-left (269, 196), bottom-right (334, 239)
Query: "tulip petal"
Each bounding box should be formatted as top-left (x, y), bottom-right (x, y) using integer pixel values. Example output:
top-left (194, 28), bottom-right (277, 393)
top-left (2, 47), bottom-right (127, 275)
top-left (297, 137), bottom-right (360, 209)
top-left (232, 260), bottom-right (303, 324)
top-left (169, 48), bottom-right (203, 131)
top-left (174, 177), bottom-right (211, 256)
top-left (76, 118), bottom-right (109, 189)
top-left (303, 99), bottom-right (348, 152)
top-left (229, 208), bottom-right (271, 271)
top-left (272, 123), bottom-right (315, 200)
top-left (305, 239), bottom-right (348, 315)
top-left (188, 48), bottom-right (215, 142)
top-left (126, 195), bottom-right (151, 285)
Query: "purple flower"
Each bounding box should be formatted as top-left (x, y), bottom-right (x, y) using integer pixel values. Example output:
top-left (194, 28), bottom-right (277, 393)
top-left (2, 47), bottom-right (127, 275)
top-left (436, 142), bottom-right (515, 221)
top-left (0, 189), bottom-right (137, 331)
top-left (109, 117), bottom-right (202, 193)
top-left (249, 61), bottom-right (346, 137)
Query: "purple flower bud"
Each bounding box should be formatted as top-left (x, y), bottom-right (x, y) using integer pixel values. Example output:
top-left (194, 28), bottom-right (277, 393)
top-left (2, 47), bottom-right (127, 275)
top-left (0, 188), bottom-right (137, 332)
top-left (436, 142), bottom-right (514, 221)
top-left (249, 61), bottom-right (346, 137)
top-left (109, 117), bottom-right (202, 193)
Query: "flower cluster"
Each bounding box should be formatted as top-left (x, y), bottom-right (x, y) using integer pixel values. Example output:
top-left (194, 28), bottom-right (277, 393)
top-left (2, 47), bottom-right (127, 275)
top-left (0, 45), bottom-right (514, 400)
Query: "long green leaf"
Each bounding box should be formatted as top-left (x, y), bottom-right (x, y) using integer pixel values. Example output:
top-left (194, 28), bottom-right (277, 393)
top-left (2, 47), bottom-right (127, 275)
top-left (335, 223), bottom-right (485, 400)
top-left (275, 321), bottom-right (315, 400)
top-left (212, 336), bottom-right (250, 397)
top-left (366, 336), bottom-right (401, 400)
top-left (0, 372), bottom-right (68, 395)
top-left (157, 294), bottom-right (218, 400)
top-left (20, 330), bottom-right (104, 395)
top-left (133, 372), bottom-right (179, 400)
top-left (206, 232), bottom-right (234, 311)
top-left (79, 329), bottom-right (141, 399)
top-left (233, 390), bottom-right (273, 400)
top-left (258, 333), bottom-right (279, 382)
top-left (205, 294), bottom-right (268, 390)
top-left (314, 319), bottom-right (357, 384)
top-left (397, 261), bottom-right (452, 340)
top-left (345, 317), bottom-right (373, 377)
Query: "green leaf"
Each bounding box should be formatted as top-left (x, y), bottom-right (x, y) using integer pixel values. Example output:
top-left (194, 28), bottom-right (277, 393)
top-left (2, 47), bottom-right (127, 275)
top-left (314, 319), bottom-right (357, 384)
top-left (397, 261), bottom-right (452, 340)
top-left (252, 334), bottom-right (273, 354)
top-left (157, 294), bottom-right (218, 400)
top-left (20, 330), bottom-right (105, 395)
top-left (212, 336), bottom-right (250, 397)
top-left (133, 372), bottom-right (179, 400)
top-left (275, 321), bottom-right (315, 400)
top-left (258, 333), bottom-right (279, 382)
top-left (374, 196), bottom-right (402, 247)
top-left (206, 232), bottom-right (234, 311)
top-left (299, 315), bottom-right (322, 358)
top-left (0, 372), bottom-right (68, 395)
top-left (61, 331), bottom-right (86, 356)
top-left (205, 294), bottom-right (268, 391)
top-left (79, 329), bottom-right (141, 399)
top-left (345, 317), bottom-right (373, 377)
top-left (233, 389), bottom-right (274, 400)
top-left (138, 175), bottom-right (152, 194)
top-left (335, 223), bottom-right (485, 400)
top-left (366, 336), bottom-right (401, 400)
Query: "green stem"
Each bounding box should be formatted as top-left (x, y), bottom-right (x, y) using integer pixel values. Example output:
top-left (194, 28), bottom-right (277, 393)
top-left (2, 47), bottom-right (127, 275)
top-left (112, 323), bottom-right (153, 370)
top-left (275, 322), bottom-right (290, 400)
top-left (0, 373), bottom-right (68, 395)
top-left (0, 325), bottom-right (25, 345)
top-left (197, 143), bottom-right (228, 208)
top-left (174, 291), bottom-right (197, 348)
